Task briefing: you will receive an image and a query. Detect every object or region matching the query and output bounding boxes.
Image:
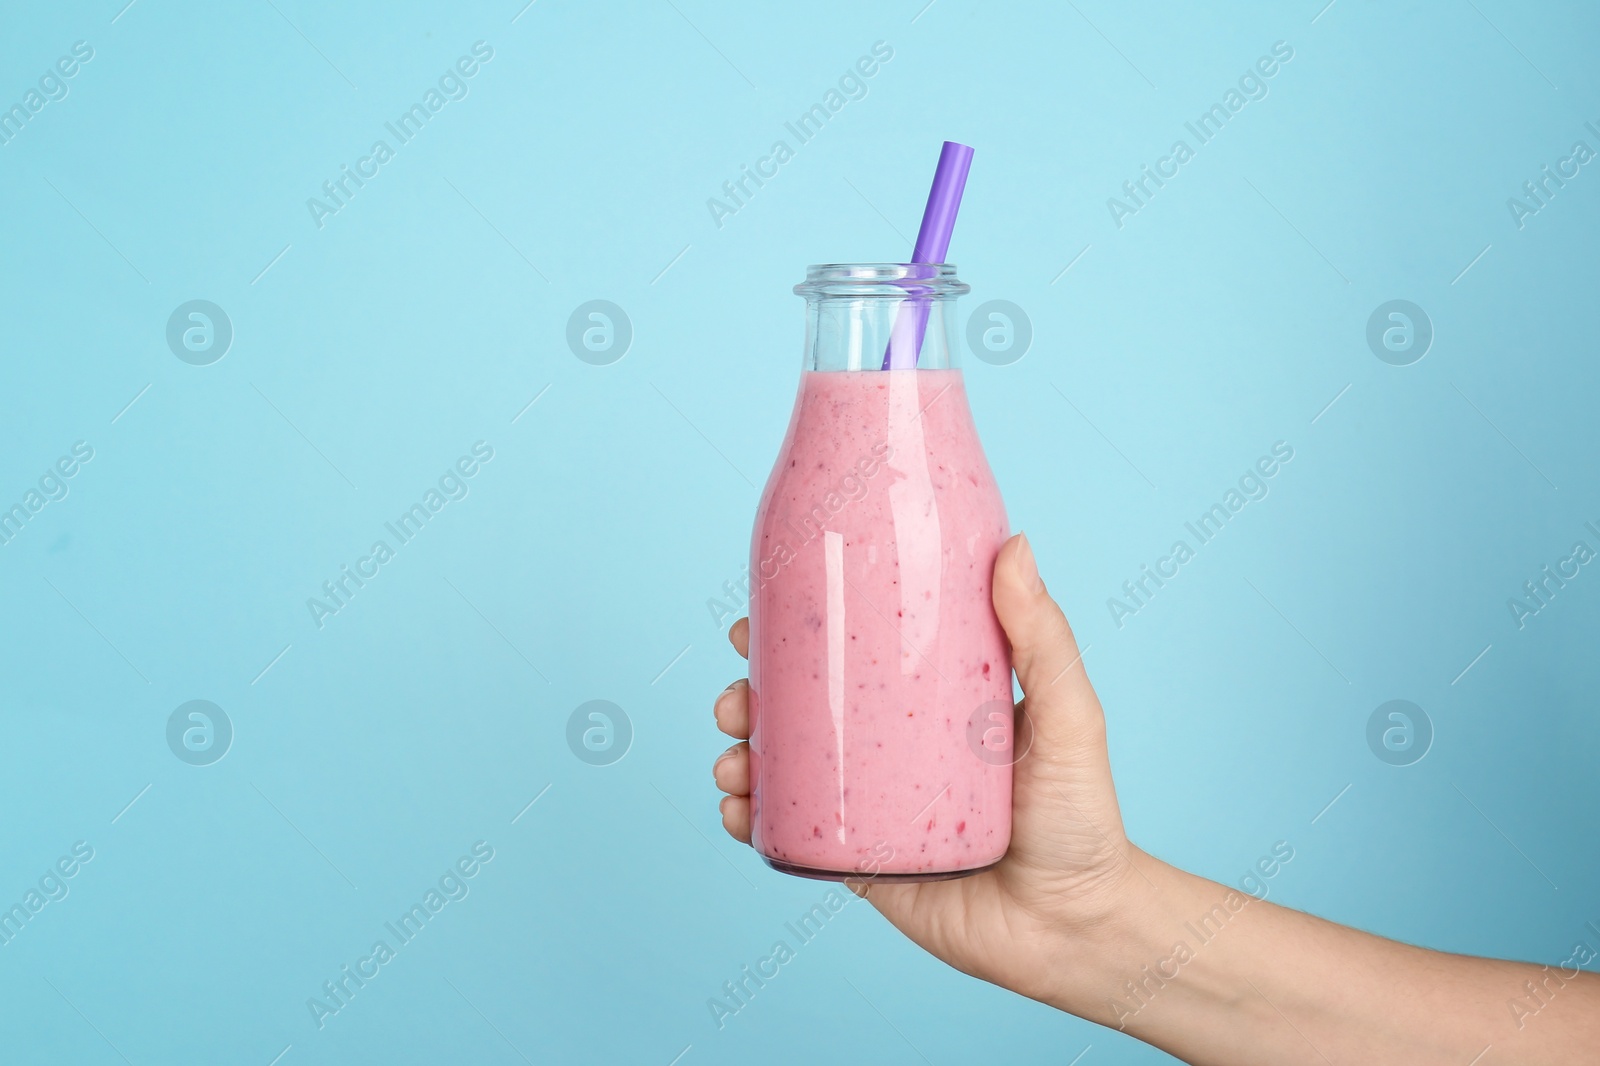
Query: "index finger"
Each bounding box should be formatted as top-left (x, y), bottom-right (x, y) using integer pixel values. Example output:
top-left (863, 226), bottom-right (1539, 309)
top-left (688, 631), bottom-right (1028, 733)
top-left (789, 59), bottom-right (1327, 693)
top-left (729, 617), bottom-right (748, 659)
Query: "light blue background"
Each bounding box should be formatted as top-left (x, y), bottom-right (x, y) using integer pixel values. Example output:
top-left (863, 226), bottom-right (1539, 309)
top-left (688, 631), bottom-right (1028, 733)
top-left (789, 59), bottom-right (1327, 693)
top-left (2, 1), bottom-right (1597, 1062)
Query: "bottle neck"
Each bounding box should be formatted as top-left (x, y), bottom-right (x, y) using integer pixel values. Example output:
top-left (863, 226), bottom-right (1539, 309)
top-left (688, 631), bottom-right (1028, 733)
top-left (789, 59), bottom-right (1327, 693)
top-left (795, 263), bottom-right (969, 372)
top-left (804, 295), bottom-right (960, 371)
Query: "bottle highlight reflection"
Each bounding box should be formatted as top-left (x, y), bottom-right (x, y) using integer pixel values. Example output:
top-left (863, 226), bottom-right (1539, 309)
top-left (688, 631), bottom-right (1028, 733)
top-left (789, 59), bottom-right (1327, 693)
top-left (748, 264), bottom-right (1013, 882)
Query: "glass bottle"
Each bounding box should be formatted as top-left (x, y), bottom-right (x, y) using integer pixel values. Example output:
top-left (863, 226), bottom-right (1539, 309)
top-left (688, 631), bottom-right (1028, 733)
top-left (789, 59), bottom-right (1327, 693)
top-left (748, 263), bottom-right (1014, 882)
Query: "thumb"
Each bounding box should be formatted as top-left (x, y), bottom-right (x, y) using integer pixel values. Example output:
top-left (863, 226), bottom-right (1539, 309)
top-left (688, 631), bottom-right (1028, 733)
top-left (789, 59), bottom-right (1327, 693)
top-left (992, 532), bottom-right (1105, 752)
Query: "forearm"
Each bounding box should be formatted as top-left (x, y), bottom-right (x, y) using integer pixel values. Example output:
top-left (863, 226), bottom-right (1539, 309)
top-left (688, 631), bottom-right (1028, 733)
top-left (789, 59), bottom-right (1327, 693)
top-left (1051, 849), bottom-right (1600, 1065)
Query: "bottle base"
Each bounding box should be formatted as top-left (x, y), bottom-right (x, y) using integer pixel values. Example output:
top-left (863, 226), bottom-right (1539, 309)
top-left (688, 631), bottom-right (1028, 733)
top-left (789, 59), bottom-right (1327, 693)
top-left (760, 854), bottom-right (1002, 884)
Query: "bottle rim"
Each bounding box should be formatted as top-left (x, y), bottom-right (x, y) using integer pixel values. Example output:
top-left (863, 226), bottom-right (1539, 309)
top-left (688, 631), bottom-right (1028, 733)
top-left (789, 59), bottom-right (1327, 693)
top-left (794, 262), bottom-right (970, 298)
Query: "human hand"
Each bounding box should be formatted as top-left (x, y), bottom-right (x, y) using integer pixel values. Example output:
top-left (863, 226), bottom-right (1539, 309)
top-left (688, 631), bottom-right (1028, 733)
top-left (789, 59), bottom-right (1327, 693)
top-left (712, 535), bottom-right (1600, 1063)
top-left (711, 533), bottom-right (1162, 1013)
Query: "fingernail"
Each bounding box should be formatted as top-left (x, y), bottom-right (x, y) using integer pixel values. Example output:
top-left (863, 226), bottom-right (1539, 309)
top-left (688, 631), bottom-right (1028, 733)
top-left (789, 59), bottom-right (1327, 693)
top-left (715, 745), bottom-right (738, 764)
top-left (1016, 532), bottom-right (1044, 594)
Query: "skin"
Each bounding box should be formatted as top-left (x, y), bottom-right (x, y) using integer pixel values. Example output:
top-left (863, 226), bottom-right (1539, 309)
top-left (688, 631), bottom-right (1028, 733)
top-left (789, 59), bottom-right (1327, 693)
top-left (712, 533), bottom-right (1600, 1064)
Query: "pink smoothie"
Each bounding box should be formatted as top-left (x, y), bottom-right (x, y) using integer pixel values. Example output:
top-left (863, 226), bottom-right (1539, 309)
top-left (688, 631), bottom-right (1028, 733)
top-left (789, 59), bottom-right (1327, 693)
top-left (748, 368), bottom-right (1013, 879)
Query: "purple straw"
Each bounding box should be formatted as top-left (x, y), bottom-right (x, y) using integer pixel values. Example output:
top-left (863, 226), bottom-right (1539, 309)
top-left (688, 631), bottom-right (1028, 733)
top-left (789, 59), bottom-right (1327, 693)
top-left (882, 141), bottom-right (974, 370)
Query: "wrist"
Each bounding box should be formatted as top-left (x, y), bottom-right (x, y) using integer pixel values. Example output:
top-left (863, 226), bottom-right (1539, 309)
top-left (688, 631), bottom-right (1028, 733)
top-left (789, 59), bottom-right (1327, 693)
top-left (1040, 848), bottom-right (1233, 1026)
